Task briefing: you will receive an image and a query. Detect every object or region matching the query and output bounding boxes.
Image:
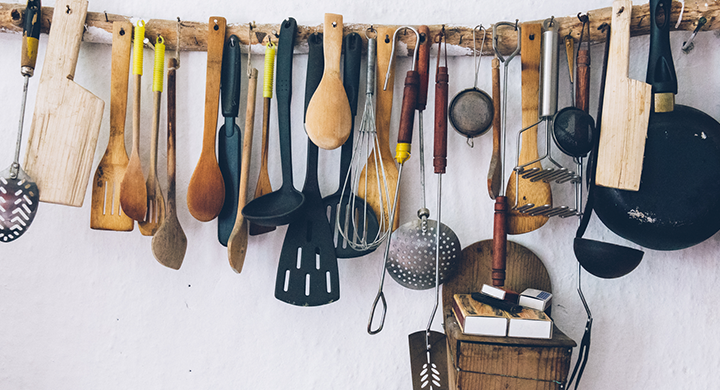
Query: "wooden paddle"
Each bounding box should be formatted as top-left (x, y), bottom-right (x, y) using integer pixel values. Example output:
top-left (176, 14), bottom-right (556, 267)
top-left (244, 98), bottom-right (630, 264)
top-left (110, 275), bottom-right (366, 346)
top-left (227, 68), bottom-right (258, 273)
top-left (595, 0), bottom-right (652, 191)
top-left (119, 20), bottom-right (148, 221)
top-left (24, 0), bottom-right (104, 207)
top-left (505, 23), bottom-right (551, 235)
top-left (90, 21), bottom-right (134, 231)
top-left (305, 13), bottom-right (352, 150)
top-left (187, 17), bottom-right (226, 222)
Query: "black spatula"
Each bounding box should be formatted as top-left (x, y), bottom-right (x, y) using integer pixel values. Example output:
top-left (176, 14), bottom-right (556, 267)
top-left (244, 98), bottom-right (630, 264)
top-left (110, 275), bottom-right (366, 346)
top-left (275, 32), bottom-right (339, 306)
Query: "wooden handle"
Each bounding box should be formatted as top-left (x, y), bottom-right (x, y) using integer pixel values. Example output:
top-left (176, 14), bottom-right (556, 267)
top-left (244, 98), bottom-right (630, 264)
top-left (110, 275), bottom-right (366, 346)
top-left (109, 21), bottom-right (132, 145)
top-left (376, 26), bottom-right (395, 150)
top-left (576, 48), bottom-right (590, 112)
top-left (167, 58), bottom-right (177, 204)
top-left (20, 0), bottom-right (41, 75)
top-left (395, 70), bottom-right (419, 163)
top-left (433, 66), bottom-right (448, 174)
top-left (519, 23), bottom-right (542, 164)
top-left (416, 25), bottom-right (431, 111)
top-left (492, 196), bottom-right (508, 287)
top-left (240, 69), bottom-right (258, 211)
top-left (323, 13), bottom-right (343, 74)
top-left (202, 16), bottom-right (226, 154)
top-left (487, 57), bottom-right (501, 198)
top-left (45, 0), bottom-right (87, 79)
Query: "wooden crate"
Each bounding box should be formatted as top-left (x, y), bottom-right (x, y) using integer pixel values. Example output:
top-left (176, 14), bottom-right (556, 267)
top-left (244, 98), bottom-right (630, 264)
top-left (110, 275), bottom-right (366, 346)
top-left (444, 307), bottom-right (575, 390)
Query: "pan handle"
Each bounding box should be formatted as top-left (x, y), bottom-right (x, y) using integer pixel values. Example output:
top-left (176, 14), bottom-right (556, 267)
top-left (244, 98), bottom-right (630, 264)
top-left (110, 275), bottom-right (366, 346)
top-left (647, 0), bottom-right (677, 95)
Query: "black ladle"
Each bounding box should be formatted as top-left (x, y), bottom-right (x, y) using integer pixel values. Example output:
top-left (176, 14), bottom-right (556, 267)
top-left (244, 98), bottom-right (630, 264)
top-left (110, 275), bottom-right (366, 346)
top-left (570, 23), bottom-right (643, 279)
top-left (242, 18), bottom-right (305, 227)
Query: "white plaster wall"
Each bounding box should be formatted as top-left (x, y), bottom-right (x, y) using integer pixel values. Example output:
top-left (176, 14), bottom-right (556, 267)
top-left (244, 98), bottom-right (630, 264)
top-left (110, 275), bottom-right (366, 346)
top-left (2, 0), bottom-right (720, 389)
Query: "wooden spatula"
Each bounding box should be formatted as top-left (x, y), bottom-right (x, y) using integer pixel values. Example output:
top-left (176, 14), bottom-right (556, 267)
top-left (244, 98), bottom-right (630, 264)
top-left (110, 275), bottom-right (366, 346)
top-left (505, 23), bottom-right (551, 235)
top-left (187, 17), bottom-right (226, 222)
top-left (24, 0), bottom-right (104, 207)
top-left (90, 21), bottom-right (133, 231)
top-left (304, 13), bottom-right (352, 150)
top-left (595, 0), bottom-right (652, 191)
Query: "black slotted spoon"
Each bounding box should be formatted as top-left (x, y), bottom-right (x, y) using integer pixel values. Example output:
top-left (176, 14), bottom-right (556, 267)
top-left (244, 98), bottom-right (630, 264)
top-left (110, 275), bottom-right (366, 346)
top-left (275, 32), bottom-right (339, 306)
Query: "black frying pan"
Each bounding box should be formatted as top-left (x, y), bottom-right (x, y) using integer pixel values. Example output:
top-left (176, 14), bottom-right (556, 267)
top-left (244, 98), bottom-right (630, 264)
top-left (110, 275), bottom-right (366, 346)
top-left (593, 0), bottom-right (720, 251)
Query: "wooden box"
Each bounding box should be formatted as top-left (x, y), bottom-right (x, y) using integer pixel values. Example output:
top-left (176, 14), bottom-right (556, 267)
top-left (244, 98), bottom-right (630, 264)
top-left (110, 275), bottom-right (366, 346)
top-left (444, 307), bottom-right (575, 390)
top-left (442, 240), bottom-right (577, 390)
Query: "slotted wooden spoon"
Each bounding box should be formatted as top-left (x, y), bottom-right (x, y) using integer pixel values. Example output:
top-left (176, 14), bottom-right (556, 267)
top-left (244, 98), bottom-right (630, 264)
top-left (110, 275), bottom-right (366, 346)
top-left (119, 20), bottom-right (148, 221)
top-left (187, 17), bottom-right (226, 222)
top-left (227, 68), bottom-right (258, 273)
top-left (152, 58), bottom-right (186, 270)
top-left (138, 36), bottom-right (166, 236)
top-left (505, 23), bottom-right (551, 235)
top-left (90, 21), bottom-right (133, 231)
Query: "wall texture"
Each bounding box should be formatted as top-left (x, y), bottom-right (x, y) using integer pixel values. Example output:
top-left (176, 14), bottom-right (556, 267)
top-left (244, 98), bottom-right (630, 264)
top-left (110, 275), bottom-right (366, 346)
top-left (2, 0), bottom-right (720, 389)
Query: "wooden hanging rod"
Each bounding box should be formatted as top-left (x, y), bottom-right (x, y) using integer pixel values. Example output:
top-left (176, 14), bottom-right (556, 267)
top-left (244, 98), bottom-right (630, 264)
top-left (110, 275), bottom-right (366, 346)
top-left (1, 2), bottom-right (718, 56)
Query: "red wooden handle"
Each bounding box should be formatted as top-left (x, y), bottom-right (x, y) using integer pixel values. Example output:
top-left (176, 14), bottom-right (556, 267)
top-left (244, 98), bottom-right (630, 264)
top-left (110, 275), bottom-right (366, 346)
top-left (576, 48), bottom-right (590, 113)
top-left (434, 66), bottom-right (449, 174)
top-left (416, 25), bottom-right (431, 111)
top-left (492, 196), bottom-right (508, 287)
top-left (396, 70), bottom-right (420, 145)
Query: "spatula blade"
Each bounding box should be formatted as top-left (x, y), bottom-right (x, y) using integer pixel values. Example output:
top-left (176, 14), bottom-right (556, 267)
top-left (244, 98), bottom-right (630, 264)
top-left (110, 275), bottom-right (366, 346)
top-left (0, 168), bottom-right (39, 243)
top-left (409, 330), bottom-right (449, 390)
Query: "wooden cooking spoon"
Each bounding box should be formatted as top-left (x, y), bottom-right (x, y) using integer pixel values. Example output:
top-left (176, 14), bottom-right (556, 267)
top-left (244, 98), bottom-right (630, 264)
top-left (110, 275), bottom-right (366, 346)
top-left (505, 23), bottom-right (551, 235)
top-left (358, 26), bottom-right (399, 230)
top-left (119, 20), bottom-right (148, 221)
top-left (227, 68), bottom-right (258, 273)
top-left (90, 21), bottom-right (133, 231)
top-left (151, 58), bottom-right (187, 270)
top-left (304, 13), bottom-right (352, 150)
top-left (138, 36), bottom-right (166, 236)
top-left (187, 17), bottom-right (226, 222)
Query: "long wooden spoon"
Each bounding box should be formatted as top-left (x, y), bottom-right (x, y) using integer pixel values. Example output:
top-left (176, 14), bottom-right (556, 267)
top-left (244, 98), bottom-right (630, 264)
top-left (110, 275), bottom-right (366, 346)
top-left (304, 13), bottom-right (352, 150)
top-left (358, 26), bottom-right (399, 230)
top-left (152, 58), bottom-right (186, 270)
top-left (227, 68), bottom-right (258, 273)
top-left (187, 17), bottom-right (226, 222)
top-left (248, 42), bottom-right (276, 236)
top-left (505, 23), bottom-right (551, 235)
top-left (119, 20), bottom-right (147, 221)
top-left (138, 36), bottom-right (166, 236)
top-left (90, 21), bottom-right (133, 231)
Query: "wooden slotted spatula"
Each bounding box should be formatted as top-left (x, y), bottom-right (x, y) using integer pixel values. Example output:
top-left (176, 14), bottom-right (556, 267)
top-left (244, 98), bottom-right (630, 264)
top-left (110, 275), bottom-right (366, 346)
top-left (90, 21), bottom-right (134, 231)
top-left (24, 0), bottom-right (104, 207)
top-left (138, 36), bottom-right (166, 236)
top-left (187, 17), bottom-right (226, 222)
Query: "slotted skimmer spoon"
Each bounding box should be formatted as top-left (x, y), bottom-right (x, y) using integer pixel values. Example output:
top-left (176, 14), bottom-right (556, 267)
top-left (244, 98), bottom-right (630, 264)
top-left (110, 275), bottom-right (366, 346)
top-left (0, 0), bottom-right (41, 243)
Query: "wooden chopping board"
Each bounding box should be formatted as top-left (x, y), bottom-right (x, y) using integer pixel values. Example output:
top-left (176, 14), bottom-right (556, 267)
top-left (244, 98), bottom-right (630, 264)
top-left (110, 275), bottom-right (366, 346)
top-left (24, 0), bottom-right (105, 207)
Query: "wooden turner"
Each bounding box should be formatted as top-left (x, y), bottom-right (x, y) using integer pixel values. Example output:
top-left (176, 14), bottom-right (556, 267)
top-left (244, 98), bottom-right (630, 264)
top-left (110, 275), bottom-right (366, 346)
top-left (595, 0), bottom-right (652, 191)
top-left (24, 0), bottom-right (105, 207)
top-left (505, 23), bottom-right (551, 235)
top-left (90, 22), bottom-right (134, 231)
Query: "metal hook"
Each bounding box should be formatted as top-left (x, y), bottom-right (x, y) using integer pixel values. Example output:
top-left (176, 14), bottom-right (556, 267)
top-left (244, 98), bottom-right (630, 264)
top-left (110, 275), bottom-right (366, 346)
top-left (472, 24), bottom-right (487, 88)
top-left (436, 27), bottom-right (447, 69)
top-left (247, 22), bottom-right (254, 77)
top-left (365, 25), bottom-right (377, 40)
top-left (383, 25), bottom-right (420, 91)
top-left (493, 21), bottom-right (521, 63)
top-left (104, 11), bottom-right (109, 23)
top-left (682, 16), bottom-right (707, 53)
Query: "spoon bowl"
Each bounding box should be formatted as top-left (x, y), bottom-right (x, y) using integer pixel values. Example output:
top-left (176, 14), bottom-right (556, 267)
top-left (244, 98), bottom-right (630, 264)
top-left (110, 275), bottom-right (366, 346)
top-left (573, 237), bottom-right (643, 279)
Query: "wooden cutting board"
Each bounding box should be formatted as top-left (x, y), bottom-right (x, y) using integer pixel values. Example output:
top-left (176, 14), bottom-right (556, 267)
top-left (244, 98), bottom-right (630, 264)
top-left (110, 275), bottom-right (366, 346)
top-left (24, 0), bottom-right (105, 207)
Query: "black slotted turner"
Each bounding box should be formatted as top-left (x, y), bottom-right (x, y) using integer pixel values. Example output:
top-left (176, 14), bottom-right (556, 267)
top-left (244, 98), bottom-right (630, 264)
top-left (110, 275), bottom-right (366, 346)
top-left (275, 32), bottom-right (339, 306)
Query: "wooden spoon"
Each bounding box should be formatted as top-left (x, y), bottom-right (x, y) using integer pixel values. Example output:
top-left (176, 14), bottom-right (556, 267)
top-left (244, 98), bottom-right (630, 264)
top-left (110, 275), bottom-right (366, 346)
top-left (90, 21), bottom-right (133, 231)
top-left (152, 58), bottom-right (186, 270)
top-left (120, 20), bottom-right (148, 222)
top-left (359, 26), bottom-right (399, 230)
top-left (249, 42), bottom-right (276, 236)
top-left (304, 13), bottom-right (352, 150)
top-left (486, 57), bottom-right (502, 200)
top-left (505, 23), bottom-right (551, 235)
top-left (187, 17), bottom-right (226, 222)
top-left (227, 68), bottom-right (258, 273)
top-left (138, 36), bottom-right (166, 236)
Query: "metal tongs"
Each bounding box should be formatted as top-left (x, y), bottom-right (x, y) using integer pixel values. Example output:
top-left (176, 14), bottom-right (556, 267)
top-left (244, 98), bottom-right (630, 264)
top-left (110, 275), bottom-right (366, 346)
top-left (566, 263), bottom-right (593, 390)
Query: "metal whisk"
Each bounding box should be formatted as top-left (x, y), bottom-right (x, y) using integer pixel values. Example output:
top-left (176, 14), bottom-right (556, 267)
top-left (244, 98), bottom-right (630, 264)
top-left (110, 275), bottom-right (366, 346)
top-left (338, 27), bottom-right (391, 251)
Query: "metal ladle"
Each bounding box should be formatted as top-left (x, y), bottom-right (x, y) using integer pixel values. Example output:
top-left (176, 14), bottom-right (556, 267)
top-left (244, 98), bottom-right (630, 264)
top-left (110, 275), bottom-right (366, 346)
top-left (449, 25), bottom-right (493, 145)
